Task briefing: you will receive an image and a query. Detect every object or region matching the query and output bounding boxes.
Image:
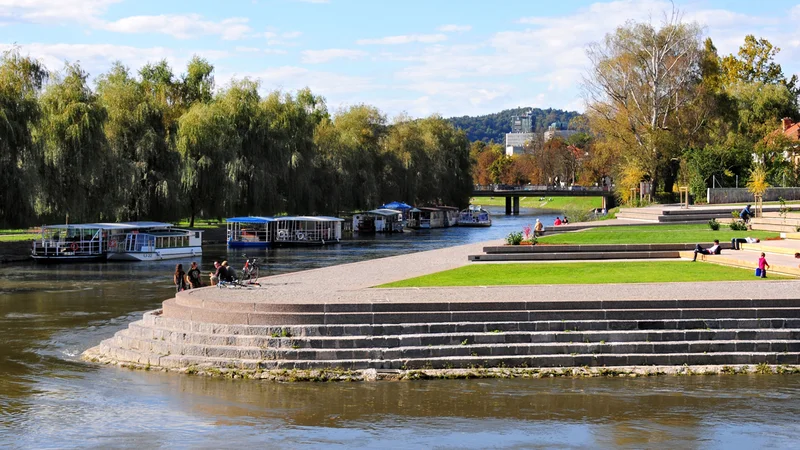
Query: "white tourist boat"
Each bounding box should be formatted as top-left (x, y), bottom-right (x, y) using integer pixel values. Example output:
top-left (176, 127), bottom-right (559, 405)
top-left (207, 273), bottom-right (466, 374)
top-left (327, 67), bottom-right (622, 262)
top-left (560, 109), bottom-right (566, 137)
top-left (32, 223), bottom-right (122, 263)
top-left (458, 205), bottom-right (492, 227)
top-left (106, 223), bottom-right (203, 261)
top-left (352, 209), bottom-right (404, 233)
top-left (438, 206), bottom-right (460, 227)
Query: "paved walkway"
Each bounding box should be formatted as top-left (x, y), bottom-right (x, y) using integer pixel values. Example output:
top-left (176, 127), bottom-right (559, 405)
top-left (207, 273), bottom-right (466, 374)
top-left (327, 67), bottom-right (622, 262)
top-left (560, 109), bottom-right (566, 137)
top-left (177, 238), bottom-right (800, 308)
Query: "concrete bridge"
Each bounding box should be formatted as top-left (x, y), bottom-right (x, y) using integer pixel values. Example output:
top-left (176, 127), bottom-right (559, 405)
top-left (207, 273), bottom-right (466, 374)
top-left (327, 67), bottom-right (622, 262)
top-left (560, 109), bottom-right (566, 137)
top-left (471, 185), bottom-right (616, 215)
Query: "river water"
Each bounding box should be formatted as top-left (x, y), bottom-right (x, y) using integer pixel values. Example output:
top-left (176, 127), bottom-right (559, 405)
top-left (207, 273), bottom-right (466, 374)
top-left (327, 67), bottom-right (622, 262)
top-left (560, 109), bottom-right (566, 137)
top-left (1, 207), bottom-right (799, 449)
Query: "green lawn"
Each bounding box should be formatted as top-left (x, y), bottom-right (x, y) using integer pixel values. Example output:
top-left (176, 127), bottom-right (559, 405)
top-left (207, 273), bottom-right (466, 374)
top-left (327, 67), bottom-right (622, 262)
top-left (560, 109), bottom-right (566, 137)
top-left (174, 219), bottom-right (226, 229)
top-left (379, 261), bottom-right (789, 287)
top-left (538, 224), bottom-right (779, 245)
top-left (0, 229), bottom-right (38, 242)
top-left (471, 196), bottom-right (602, 211)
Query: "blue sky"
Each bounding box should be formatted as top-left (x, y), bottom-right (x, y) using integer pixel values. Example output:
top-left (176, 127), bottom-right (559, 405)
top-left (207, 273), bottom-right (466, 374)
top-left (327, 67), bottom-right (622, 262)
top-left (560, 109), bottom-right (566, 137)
top-left (2, 0), bottom-right (799, 117)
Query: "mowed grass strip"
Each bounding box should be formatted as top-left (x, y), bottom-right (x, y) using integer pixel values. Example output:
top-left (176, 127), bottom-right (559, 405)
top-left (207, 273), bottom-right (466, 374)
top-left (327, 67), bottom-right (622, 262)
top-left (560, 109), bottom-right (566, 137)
top-left (538, 224), bottom-right (779, 244)
top-left (378, 261), bottom-right (789, 287)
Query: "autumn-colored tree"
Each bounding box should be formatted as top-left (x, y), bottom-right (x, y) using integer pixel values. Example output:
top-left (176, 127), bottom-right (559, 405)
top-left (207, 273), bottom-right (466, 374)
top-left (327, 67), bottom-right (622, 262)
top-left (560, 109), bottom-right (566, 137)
top-left (584, 11), bottom-right (703, 194)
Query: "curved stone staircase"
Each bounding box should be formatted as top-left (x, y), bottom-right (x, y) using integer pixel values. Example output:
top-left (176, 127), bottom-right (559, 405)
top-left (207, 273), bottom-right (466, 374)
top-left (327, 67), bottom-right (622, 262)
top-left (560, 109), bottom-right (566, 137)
top-left (85, 296), bottom-right (800, 373)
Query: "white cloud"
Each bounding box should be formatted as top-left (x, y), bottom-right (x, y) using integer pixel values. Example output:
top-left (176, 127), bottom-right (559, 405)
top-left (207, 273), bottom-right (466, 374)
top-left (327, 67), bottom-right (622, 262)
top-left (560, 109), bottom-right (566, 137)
top-left (235, 46), bottom-right (287, 55)
top-left (0, 0), bottom-right (119, 26)
top-left (261, 30), bottom-right (303, 46)
top-left (103, 14), bottom-right (252, 40)
top-left (356, 34), bottom-right (447, 45)
top-left (217, 65), bottom-right (379, 96)
top-left (438, 24), bottom-right (472, 32)
top-left (301, 48), bottom-right (366, 64)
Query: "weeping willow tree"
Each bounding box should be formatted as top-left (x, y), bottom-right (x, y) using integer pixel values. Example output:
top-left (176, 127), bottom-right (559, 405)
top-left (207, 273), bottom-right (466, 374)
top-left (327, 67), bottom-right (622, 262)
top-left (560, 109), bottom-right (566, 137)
top-left (0, 49), bottom-right (47, 227)
top-left (96, 62), bottom-right (177, 221)
top-left (36, 63), bottom-right (109, 223)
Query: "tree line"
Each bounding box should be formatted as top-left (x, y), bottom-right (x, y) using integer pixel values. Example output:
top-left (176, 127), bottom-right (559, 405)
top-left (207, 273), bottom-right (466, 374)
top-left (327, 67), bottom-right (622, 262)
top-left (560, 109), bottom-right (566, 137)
top-left (0, 51), bottom-right (472, 227)
top-left (449, 107), bottom-right (581, 144)
top-left (471, 11), bottom-right (800, 203)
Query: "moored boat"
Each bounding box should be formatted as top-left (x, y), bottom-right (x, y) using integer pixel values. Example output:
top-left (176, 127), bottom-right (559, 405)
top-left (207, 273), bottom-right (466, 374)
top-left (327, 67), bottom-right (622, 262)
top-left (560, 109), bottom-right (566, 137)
top-left (107, 223), bottom-right (202, 261)
top-left (273, 216), bottom-right (343, 245)
top-left (226, 216), bottom-right (274, 248)
top-left (407, 207), bottom-right (446, 229)
top-left (32, 223), bottom-right (116, 263)
top-left (458, 205), bottom-right (492, 227)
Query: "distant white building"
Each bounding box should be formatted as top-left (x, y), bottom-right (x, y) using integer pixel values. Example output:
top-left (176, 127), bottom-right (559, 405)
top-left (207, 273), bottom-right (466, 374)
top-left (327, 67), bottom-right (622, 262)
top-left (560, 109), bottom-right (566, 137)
top-left (505, 132), bottom-right (534, 156)
top-left (544, 121), bottom-right (578, 142)
top-left (505, 110), bottom-right (535, 156)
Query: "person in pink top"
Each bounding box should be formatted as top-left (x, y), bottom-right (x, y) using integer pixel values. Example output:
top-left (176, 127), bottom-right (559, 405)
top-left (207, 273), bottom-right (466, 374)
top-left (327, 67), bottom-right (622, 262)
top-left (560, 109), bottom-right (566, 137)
top-left (758, 252), bottom-right (770, 279)
top-left (554, 217), bottom-right (562, 226)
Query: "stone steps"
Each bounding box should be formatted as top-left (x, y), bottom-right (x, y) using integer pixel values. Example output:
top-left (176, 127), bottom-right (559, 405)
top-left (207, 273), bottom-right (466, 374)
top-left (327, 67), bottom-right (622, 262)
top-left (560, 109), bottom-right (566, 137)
top-left (92, 340), bottom-right (800, 370)
top-left (110, 327), bottom-right (800, 361)
top-left (124, 321), bottom-right (800, 349)
top-left (740, 242), bottom-right (800, 256)
top-left (482, 243), bottom-right (714, 254)
top-left (750, 217), bottom-right (800, 226)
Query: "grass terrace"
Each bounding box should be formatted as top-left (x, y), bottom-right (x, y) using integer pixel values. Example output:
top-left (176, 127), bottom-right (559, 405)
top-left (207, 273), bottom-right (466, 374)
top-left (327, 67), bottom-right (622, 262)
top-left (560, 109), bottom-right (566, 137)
top-left (379, 261), bottom-right (791, 288)
top-left (0, 229), bottom-right (38, 242)
top-left (470, 196), bottom-right (602, 211)
top-left (537, 224), bottom-right (779, 245)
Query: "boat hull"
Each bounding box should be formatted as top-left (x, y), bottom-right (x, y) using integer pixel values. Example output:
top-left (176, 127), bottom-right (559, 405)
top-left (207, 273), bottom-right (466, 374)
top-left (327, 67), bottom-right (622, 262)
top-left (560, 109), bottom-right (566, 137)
top-left (107, 247), bottom-right (202, 261)
top-left (457, 222), bottom-right (492, 227)
top-left (227, 240), bottom-right (271, 248)
top-left (31, 254), bottom-right (107, 264)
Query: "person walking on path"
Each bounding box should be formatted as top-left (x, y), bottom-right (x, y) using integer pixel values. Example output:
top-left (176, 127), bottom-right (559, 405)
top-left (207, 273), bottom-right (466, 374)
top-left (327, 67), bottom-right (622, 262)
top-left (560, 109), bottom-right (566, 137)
top-left (758, 252), bottom-right (770, 278)
top-left (187, 261), bottom-right (202, 288)
top-left (692, 240), bottom-right (721, 261)
top-left (173, 263), bottom-right (187, 292)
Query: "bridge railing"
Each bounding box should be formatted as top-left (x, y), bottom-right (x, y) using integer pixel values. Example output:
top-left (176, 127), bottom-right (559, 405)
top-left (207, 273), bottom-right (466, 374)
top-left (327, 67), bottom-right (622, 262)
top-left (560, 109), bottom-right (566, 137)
top-left (473, 184), bottom-right (612, 192)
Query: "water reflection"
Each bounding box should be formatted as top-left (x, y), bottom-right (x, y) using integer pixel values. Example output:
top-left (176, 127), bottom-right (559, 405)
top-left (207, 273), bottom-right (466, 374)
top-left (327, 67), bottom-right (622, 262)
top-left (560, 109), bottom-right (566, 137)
top-left (2, 207), bottom-right (799, 447)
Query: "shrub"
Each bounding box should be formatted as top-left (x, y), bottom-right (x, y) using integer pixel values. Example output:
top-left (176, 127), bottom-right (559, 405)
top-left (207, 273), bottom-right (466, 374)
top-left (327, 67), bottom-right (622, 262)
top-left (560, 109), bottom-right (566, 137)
top-left (729, 220), bottom-right (748, 231)
top-left (506, 231), bottom-right (523, 245)
top-left (707, 218), bottom-right (720, 230)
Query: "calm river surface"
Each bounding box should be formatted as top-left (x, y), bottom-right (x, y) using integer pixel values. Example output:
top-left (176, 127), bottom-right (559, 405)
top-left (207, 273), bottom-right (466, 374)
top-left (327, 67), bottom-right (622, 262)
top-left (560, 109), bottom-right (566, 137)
top-left (2, 207), bottom-right (799, 449)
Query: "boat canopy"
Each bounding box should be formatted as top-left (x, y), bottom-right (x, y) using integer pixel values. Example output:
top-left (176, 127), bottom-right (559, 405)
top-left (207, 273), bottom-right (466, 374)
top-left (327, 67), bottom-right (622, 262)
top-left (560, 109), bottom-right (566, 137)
top-left (226, 216), bottom-right (276, 223)
top-left (42, 222), bottom-right (172, 231)
top-left (366, 209), bottom-right (402, 217)
top-left (380, 201), bottom-right (413, 211)
top-left (277, 216), bottom-right (344, 222)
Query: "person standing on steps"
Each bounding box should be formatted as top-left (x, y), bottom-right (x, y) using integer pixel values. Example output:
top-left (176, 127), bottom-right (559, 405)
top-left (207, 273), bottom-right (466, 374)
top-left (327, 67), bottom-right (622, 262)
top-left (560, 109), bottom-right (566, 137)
top-left (758, 252), bottom-right (770, 278)
top-left (173, 263), bottom-right (187, 292)
top-left (187, 261), bottom-right (202, 288)
top-left (692, 240), bottom-right (721, 261)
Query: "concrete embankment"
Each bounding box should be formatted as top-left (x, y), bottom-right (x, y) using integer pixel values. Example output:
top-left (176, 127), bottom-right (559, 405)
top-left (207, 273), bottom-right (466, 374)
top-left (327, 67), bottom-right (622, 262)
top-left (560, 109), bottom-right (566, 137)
top-left (0, 241), bottom-right (32, 264)
top-left (83, 239), bottom-right (800, 380)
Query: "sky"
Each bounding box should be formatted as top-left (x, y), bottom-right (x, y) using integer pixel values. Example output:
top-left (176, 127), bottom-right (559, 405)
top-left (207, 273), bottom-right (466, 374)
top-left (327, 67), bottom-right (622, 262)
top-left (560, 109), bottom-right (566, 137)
top-left (2, 0), bottom-right (800, 118)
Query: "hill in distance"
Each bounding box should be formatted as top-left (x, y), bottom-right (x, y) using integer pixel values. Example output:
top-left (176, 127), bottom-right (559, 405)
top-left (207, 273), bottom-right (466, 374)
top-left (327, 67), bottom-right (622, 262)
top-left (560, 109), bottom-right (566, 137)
top-left (448, 107), bottom-right (582, 144)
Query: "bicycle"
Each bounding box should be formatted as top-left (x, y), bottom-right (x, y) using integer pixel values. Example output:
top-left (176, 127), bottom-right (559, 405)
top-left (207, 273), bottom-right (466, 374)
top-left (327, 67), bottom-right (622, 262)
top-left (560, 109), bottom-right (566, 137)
top-left (240, 256), bottom-right (261, 286)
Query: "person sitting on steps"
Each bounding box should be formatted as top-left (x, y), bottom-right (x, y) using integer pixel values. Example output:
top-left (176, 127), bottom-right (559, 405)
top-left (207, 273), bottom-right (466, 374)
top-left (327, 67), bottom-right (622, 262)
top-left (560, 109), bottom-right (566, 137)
top-left (534, 219), bottom-right (544, 237)
top-left (693, 239), bottom-right (721, 261)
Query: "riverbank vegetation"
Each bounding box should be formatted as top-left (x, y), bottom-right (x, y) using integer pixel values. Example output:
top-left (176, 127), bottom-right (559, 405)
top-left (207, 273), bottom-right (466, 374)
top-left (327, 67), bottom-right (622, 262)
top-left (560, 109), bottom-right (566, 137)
top-left (537, 224), bottom-right (779, 245)
top-left (379, 261), bottom-right (789, 287)
top-left (0, 51), bottom-right (472, 227)
top-left (468, 11), bottom-right (800, 205)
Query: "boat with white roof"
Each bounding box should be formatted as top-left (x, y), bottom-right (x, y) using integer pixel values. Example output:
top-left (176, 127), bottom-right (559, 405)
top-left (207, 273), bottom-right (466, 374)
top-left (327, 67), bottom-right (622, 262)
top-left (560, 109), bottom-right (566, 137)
top-left (458, 205), bottom-right (492, 227)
